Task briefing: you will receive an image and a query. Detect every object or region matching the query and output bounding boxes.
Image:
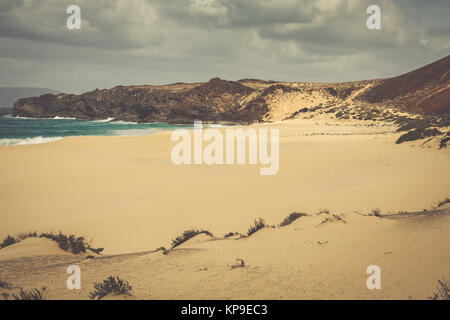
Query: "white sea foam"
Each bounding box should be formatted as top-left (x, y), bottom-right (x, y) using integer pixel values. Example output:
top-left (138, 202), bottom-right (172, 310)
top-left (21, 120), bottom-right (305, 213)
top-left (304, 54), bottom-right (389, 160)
top-left (93, 117), bottom-right (115, 123)
top-left (53, 116), bottom-right (77, 120)
top-left (13, 115), bottom-right (77, 120)
top-left (0, 136), bottom-right (63, 146)
top-left (112, 120), bottom-right (138, 124)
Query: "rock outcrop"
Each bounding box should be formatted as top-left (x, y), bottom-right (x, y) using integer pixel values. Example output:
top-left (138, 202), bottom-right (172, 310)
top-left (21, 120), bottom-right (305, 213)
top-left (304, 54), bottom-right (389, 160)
top-left (13, 78), bottom-right (268, 124)
top-left (13, 55), bottom-right (450, 123)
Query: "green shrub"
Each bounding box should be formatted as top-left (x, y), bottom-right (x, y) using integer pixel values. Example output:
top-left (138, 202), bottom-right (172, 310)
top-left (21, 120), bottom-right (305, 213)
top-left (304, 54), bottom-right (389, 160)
top-left (16, 231), bottom-right (37, 241)
top-left (231, 259), bottom-right (246, 270)
top-left (439, 135), bottom-right (450, 149)
top-left (429, 278), bottom-right (450, 300)
top-left (437, 198), bottom-right (450, 208)
top-left (89, 276), bottom-right (132, 300)
top-left (369, 208), bottom-right (382, 217)
top-left (0, 280), bottom-right (12, 290)
top-left (39, 232), bottom-right (89, 254)
top-left (247, 218), bottom-right (267, 236)
top-left (396, 128), bottom-right (442, 144)
top-left (279, 212), bottom-right (307, 227)
top-left (317, 209), bottom-right (330, 215)
top-left (11, 288), bottom-right (46, 300)
top-left (40, 231), bottom-right (103, 255)
top-left (0, 235), bottom-right (16, 249)
top-left (155, 246), bottom-right (168, 255)
top-left (319, 214), bottom-right (346, 225)
top-left (0, 231), bottom-right (103, 255)
top-left (396, 118), bottom-right (430, 132)
top-left (224, 232), bottom-right (236, 238)
top-left (171, 229), bottom-right (213, 249)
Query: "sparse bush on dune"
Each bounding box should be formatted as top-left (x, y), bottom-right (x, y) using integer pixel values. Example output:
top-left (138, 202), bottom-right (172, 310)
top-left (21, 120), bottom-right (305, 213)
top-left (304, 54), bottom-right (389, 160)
top-left (16, 231), bottom-right (37, 241)
top-left (0, 235), bottom-right (16, 249)
top-left (0, 231), bottom-right (103, 255)
top-left (396, 127), bottom-right (442, 144)
top-left (89, 276), bottom-right (132, 300)
top-left (369, 208), bottom-right (382, 217)
top-left (319, 214), bottom-right (346, 225)
top-left (317, 209), bottom-right (330, 215)
top-left (429, 277), bottom-right (450, 300)
top-left (155, 246), bottom-right (169, 255)
top-left (39, 232), bottom-right (104, 255)
top-left (223, 231), bottom-right (247, 239)
top-left (11, 288), bottom-right (46, 300)
top-left (171, 229), bottom-right (213, 249)
top-left (279, 212), bottom-right (307, 227)
top-left (439, 135), bottom-right (450, 149)
top-left (230, 259), bottom-right (246, 270)
top-left (247, 218), bottom-right (267, 237)
top-left (224, 232), bottom-right (237, 238)
top-left (437, 198), bottom-right (450, 208)
top-left (396, 118), bottom-right (431, 132)
top-left (0, 279), bottom-right (13, 290)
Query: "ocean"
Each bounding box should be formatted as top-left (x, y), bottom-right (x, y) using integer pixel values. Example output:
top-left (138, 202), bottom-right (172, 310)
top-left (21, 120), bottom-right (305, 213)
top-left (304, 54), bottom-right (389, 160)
top-left (0, 116), bottom-right (190, 145)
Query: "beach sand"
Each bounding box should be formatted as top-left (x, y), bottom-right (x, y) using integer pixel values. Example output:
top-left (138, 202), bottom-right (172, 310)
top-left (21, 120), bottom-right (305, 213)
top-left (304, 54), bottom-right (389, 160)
top-left (0, 118), bottom-right (449, 299)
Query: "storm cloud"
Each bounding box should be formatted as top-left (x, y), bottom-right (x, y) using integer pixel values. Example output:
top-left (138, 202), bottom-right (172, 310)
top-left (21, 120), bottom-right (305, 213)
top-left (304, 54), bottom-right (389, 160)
top-left (0, 0), bottom-right (448, 93)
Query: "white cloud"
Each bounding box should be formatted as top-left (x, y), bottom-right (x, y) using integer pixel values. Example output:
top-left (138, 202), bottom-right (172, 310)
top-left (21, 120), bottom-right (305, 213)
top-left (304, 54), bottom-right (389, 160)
top-left (0, 0), bottom-right (448, 92)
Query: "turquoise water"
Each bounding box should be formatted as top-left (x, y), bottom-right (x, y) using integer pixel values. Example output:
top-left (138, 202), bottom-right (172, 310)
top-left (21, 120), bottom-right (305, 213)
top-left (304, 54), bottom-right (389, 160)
top-left (0, 116), bottom-right (188, 145)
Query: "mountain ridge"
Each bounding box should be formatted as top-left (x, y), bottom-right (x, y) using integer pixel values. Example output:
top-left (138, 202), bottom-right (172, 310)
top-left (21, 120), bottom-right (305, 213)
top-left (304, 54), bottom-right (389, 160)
top-left (13, 55), bottom-right (450, 124)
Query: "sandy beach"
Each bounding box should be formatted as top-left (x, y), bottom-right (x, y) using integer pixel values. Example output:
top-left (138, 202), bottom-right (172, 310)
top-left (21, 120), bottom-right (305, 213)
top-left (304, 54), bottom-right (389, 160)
top-left (0, 118), bottom-right (449, 299)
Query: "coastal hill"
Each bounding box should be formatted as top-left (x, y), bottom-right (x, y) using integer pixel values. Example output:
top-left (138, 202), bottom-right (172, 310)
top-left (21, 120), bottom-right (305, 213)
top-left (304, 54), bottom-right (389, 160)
top-left (356, 54), bottom-right (450, 114)
top-left (0, 87), bottom-right (59, 110)
top-left (13, 55), bottom-right (449, 124)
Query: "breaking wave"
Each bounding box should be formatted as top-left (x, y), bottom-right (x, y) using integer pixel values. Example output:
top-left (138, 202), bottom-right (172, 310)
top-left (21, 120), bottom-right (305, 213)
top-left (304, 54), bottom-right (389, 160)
top-left (0, 136), bottom-right (63, 146)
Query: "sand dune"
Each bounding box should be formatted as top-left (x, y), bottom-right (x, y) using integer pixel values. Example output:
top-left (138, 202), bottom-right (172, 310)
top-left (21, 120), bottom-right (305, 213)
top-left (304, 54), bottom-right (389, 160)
top-left (0, 238), bottom-right (71, 261)
top-left (1, 208), bottom-right (449, 299)
top-left (0, 118), bottom-right (449, 299)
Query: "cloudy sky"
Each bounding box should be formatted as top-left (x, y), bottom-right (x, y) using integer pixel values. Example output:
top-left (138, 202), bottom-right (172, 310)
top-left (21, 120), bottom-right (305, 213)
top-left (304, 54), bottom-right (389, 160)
top-left (0, 0), bottom-right (449, 93)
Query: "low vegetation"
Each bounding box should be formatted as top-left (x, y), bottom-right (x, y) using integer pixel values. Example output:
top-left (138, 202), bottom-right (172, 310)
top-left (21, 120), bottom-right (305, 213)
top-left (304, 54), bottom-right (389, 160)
top-left (437, 198), bottom-right (450, 208)
top-left (0, 280), bottom-right (13, 290)
top-left (155, 246), bottom-right (169, 255)
top-left (369, 208), bottom-right (382, 217)
top-left (247, 218), bottom-right (267, 237)
top-left (439, 134), bottom-right (450, 149)
top-left (171, 229), bottom-right (213, 249)
top-left (279, 212), bottom-right (307, 227)
top-left (0, 231), bottom-right (103, 255)
top-left (231, 259), bottom-right (246, 270)
top-left (429, 277), bottom-right (450, 300)
top-left (9, 288), bottom-right (46, 300)
top-left (317, 209), bottom-right (330, 215)
top-left (89, 276), bottom-right (132, 300)
top-left (0, 235), bottom-right (16, 249)
top-left (396, 127), bottom-right (442, 144)
top-left (319, 214), bottom-right (346, 225)
top-left (396, 118), bottom-right (431, 132)
top-left (224, 232), bottom-right (237, 238)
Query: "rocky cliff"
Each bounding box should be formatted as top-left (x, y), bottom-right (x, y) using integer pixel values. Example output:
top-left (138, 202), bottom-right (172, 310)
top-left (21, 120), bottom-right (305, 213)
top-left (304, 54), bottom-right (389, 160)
top-left (13, 55), bottom-right (450, 123)
top-left (13, 78), bottom-right (268, 124)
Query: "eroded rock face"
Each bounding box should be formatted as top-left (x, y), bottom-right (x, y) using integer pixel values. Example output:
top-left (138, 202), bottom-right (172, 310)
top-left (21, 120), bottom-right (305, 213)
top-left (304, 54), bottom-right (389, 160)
top-left (13, 55), bottom-right (450, 123)
top-left (13, 78), bottom-right (268, 124)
